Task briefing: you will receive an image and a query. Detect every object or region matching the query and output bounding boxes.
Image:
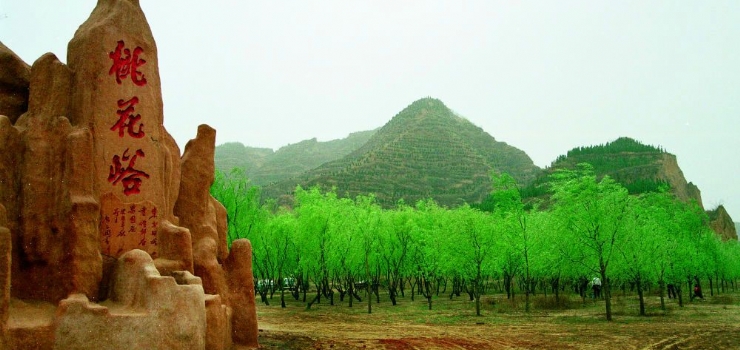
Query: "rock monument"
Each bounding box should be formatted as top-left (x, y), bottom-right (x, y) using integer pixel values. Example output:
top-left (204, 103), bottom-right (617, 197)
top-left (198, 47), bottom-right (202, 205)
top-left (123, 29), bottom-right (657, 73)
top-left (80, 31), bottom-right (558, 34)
top-left (0, 0), bottom-right (258, 348)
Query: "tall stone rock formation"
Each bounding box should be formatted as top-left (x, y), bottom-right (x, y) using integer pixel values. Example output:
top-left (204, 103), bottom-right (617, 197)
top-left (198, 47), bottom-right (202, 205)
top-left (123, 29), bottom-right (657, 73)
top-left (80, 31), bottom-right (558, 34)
top-left (0, 42), bottom-right (30, 123)
top-left (0, 0), bottom-right (257, 348)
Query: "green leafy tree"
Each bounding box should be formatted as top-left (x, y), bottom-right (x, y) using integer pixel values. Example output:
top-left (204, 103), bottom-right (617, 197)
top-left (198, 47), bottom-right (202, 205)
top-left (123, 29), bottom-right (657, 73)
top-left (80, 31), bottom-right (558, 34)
top-left (550, 163), bottom-right (631, 321)
top-left (446, 205), bottom-right (496, 316)
top-left (294, 186), bottom-right (338, 309)
top-left (490, 173), bottom-right (536, 312)
top-left (210, 168), bottom-right (263, 246)
top-left (409, 199), bottom-right (447, 310)
top-left (258, 209), bottom-right (298, 307)
top-left (377, 203), bottom-right (414, 306)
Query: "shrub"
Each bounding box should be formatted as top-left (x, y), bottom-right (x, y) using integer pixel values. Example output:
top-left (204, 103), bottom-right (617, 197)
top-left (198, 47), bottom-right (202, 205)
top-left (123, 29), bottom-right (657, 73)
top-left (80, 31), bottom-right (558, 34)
top-left (532, 295), bottom-right (573, 310)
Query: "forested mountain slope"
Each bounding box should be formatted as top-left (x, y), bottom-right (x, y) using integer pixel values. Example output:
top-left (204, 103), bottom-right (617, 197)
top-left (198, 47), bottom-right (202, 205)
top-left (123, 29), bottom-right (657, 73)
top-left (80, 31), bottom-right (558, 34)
top-left (522, 137), bottom-right (702, 204)
top-left (514, 137), bottom-right (735, 240)
top-left (262, 98), bottom-right (541, 207)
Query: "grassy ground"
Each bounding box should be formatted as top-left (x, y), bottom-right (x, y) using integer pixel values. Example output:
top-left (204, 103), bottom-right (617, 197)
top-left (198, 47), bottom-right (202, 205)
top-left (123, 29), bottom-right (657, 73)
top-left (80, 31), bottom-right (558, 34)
top-left (250, 289), bottom-right (740, 349)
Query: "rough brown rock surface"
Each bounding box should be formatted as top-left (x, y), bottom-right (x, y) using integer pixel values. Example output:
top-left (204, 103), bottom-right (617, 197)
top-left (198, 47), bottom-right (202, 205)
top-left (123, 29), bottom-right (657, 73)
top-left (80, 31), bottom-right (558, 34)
top-left (0, 41), bottom-right (30, 123)
top-left (0, 204), bottom-right (11, 349)
top-left (0, 0), bottom-right (258, 348)
top-left (55, 250), bottom-right (207, 350)
top-left (708, 205), bottom-right (738, 241)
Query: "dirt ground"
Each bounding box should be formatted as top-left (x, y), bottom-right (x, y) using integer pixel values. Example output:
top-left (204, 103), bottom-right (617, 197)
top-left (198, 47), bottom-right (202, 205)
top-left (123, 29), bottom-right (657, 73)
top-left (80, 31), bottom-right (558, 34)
top-left (248, 292), bottom-right (740, 349)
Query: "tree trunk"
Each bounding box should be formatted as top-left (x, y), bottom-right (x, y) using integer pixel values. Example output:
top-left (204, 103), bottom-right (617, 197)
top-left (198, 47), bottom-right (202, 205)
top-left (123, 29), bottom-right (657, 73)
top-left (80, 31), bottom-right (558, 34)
top-left (410, 277), bottom-right (417, 302)
top-left (602, 271), bottom-right (612, 321)
top-left (504, 273), bottom-right (512, 299)
top-left (475, 267), bottom-right (482, 316)
top-left (658, 280), bottom-right (665, 311)
top-left (637, 277), bottom-right (645, 316)
top-left (364, 251), bottom-right (371, 314)
top-left (306, 290), bottom-right (320, 310)
top-left (348, 279), bottom-right (353, 308)
top-left (676, 284), bottom-right (683, 307)
top-left (524, 279), bottom-right (531, 312)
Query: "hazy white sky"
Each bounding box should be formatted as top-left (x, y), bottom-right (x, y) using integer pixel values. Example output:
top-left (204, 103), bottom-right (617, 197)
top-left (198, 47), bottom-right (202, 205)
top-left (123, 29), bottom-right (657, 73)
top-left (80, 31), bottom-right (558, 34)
top-left (2, 1), bottom-right (739, 221)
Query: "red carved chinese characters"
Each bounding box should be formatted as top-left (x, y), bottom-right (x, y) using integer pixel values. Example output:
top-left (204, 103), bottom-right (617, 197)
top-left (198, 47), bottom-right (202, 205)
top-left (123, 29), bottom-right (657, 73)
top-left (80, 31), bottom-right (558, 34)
top-left (102, 39), bottom-right (159, 258)
top-left (108, 148), bottom-right (150, 196)
top-left (110, 97), bottom-right (145, 138)
top-left (108, 40), bottom-right (147, 86)
top-left (100, 200), bottom-right (159, 258)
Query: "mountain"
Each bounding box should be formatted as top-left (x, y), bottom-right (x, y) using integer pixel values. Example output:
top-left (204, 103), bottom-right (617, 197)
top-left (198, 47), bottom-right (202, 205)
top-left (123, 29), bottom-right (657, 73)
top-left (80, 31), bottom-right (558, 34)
top-left (262, 98), bottom-right (541, 207)
top-left (214, 142), bottom-right (273, 179)
top-left (214, 130), bottom-right (376, 186)
top-left (529, 137), bottom-right (703, 204)
top-left (521, 137), bottom-right (736, 240)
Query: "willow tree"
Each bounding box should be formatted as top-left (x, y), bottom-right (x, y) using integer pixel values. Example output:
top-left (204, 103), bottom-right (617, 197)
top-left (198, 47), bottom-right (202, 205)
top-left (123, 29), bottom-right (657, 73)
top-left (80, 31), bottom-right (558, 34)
top-left (490, 173), bottom-right (537, 311)
top-left (550, 163), bottom-right (630, 321)
top-left (446, 205), bottom-right (496, 316)
top-left (259, 209), bottom-right (299, 307)
top-left (614, 193), bottom-right (663, 316)
top-left (294, 186), bottom-right (338, 309)
top-left (210, 168), bottom-right (263, 245)
top-left (352, 194), bottom-right (382, 314)
top-left (378, 203), bottom-right (414, 306)
top-left (622, 190), bottom-right (683, 312)
top-left (410, 199), bottom-right (447, 310)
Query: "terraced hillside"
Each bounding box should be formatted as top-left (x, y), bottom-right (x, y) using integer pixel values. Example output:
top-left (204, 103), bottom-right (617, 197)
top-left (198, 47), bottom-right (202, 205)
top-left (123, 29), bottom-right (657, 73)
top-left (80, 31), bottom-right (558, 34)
top-left (263, 98), bottom-right (541, 207)
top-left (215, 130), bottom-right (376, 186)
top-left (214, 142), bottom-right (273, 181)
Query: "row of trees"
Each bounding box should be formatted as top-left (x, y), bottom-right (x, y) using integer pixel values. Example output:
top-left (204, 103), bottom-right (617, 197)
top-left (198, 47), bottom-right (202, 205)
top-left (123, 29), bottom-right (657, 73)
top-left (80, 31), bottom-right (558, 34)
top-left (211, 164), bottom-right (740, 320)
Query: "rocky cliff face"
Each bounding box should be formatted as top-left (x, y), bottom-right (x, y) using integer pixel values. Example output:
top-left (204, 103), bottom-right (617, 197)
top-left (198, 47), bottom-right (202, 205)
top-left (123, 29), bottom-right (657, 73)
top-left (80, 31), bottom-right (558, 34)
top-left (654, 153), bottom-right (703, 206)
top-left (708, 205), bottom-right (738, 241)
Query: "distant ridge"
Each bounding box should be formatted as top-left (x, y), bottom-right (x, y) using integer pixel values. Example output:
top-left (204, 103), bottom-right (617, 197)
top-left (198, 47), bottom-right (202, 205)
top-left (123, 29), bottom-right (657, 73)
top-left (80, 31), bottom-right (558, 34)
top-left (215, 130), bottom-right (376, 186)
top-left (262, 97), bottom-right (541, 207)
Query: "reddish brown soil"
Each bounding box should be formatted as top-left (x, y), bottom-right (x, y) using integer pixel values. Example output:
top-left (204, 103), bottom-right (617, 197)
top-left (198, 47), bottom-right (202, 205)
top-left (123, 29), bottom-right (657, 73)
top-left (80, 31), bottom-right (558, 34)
top-left (248, 293), bottom-right (740, 349)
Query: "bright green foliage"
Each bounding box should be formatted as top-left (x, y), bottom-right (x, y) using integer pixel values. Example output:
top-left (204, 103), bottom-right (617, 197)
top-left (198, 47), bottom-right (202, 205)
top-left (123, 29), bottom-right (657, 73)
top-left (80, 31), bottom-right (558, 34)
top-left (252, 208), bottom-right (298, 306)
top-left (351, 194), bottom-right (383, 313)
top-left (550, 164), bottom-right (631, 321)
top-left (627, 191), bottom-right (684, 311)
top-left (210, 168), bottom-right (264, 246)
top-left (444, 205), bottom-right (496, 316)
top-left (490, 172), bottom-right (537, 312)
top-left (408, 199), bottom-right (447, 310)
top-left (293, 186), bottom-right (341, 309)
top-left (377, 203), bottom-right (415, 306)
top-left (212, 164), bottom-right (738, 320)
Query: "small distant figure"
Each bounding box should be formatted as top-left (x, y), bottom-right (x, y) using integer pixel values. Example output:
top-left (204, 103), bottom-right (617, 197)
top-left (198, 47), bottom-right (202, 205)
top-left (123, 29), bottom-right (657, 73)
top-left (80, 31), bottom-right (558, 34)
top-left (692, 284), bottom-right (704, 300)
top-left (592, 276), bottom-right (602, 299)
top-left (667, 284), bottom-right (677, 299)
